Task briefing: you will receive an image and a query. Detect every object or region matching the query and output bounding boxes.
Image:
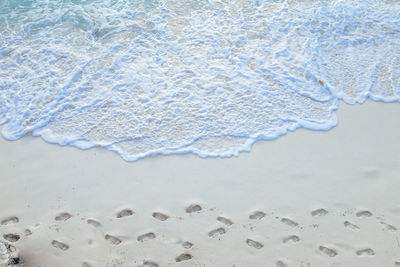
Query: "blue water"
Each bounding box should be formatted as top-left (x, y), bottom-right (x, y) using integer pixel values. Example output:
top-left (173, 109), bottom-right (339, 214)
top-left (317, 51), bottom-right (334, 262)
top-left (0, 0), bottom-right (399, 161)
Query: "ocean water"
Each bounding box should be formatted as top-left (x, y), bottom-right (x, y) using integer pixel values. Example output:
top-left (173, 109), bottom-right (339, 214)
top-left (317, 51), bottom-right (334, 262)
top-left (0, 0), bottom-right (399, 161)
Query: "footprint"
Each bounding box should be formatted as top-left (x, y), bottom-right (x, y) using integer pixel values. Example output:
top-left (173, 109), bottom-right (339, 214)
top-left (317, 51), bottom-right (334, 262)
top-left (281, 218), bottom-right (298, 227)
top-left (319, 246), bottom-right (338, 257)
top-left (381, 222), bottom-right (398, 232)
top-left (282, 235), bottom-right (300, 244)
top-left (116, 209), bottom-right (134, 218)
top-left (356, 210), bottom-right (373, 217)
top-left (356, 248), bottom-right (375, 256)
top-left (137, 232), bottom-right (156, 242)
top-left (186, 204), bottom-right (202, 213)
top-left (344, 221), bottom-right (360, 230)
top-left (276, 261), bottom-right (287, 267)
top-left (55, 213), bottom-right (72, 221)
top-left (311, 209), bottom-right (328, 217)
top-left (87, 219), bottom-right (102, 228)
top-left (208, 228), bottom-right (226, 238)
top-left (249, 211), bottom-right (266, 220)
top-left (104, 234), bottom-right (122, 245)
top-left (24, 229), bottom-right (32, 236)
top-left (182, 241), bottom-right (193, 249)
top-left (175, 253), bottom-right (193, 262)
top-left (152, 212), bottom-right (169, 221)
top-left (143, 260), bottom-right (159, 267)
top-left (217, 216), bottom-right (234, 226)
top-left (81, 262), bottom-right (91, 267)
top-left (1, 217), bottom-right (19, 225)
top-left (246, 239), bottom-right (264, 249)
top-left (3, 234), bottom-right (20, 243)
top-left (51, 240), bottom-right (69, 251)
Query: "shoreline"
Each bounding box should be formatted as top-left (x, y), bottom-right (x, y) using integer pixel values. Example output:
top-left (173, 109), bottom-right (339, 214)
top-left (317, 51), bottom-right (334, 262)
top-left (1, 100), bottom-right (400, 266)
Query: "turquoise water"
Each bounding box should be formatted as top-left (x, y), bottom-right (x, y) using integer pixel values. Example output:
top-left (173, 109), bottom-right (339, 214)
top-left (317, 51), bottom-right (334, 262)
top-left (0, 0), bottom-right (399, 161)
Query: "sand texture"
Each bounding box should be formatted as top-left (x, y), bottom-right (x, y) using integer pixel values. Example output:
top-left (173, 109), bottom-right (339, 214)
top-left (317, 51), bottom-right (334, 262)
top-left (0, 101), bottom-right (400, 267)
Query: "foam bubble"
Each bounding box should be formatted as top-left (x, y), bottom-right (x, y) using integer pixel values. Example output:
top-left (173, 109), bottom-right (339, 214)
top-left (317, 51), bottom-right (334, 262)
top-left (0, 0), bottom-right (399, 161)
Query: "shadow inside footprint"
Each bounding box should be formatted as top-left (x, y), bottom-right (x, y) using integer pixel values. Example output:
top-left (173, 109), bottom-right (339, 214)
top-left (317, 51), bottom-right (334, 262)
top-left (152, 212), bottom-right (169, 221)
top-left (87, 219), bottom-right (102, 228)
top-left (175, 253), bottom-right (192, 262)
top-left (143, 260), bottom-right (159, 267)
top-left (137, 232), bottom-right (156, 242)
top-left (380, 222), bottom-right (398, 232)
top-left (356, 210), bottom-right (373, 217)
top-left (217, 216), bottom-right (234, 226)
top-left (344, 221), bottom-right (360, 230)
top-left (208, 228), bottom-right (226, 238)
top-left (186, 204), bottom-right (202, 213)
top-left (311, 209), bottom-right (328, 217)
top-left (182, 241), bottom-right (193, 249)
top-left (356, 248), bottom-right (375, 256)
top-left (249, 211), bottom-right (266, 220)
top-left (282, 235), bottom-right (300, 243)
top-left (24, 229), bottom-right (32, 236)
top-left (116, 209), bottom-right (134, 218)
top-left (281, 218), bottom-right (298, 227)
top-left (319, 245), bottom-right (338, 257)
top-left (3, 234), bottom-right (20, 243)
top-left (246, 239), bottom-right (264, 249)
top-left (55, 213), bottom-right (72, 221)
top-left (51, 240), bottom-right (69, 251)
top-left (1, 217), bottom-right (19, 225)
top-left (104, 234), bottom-right (122, 245)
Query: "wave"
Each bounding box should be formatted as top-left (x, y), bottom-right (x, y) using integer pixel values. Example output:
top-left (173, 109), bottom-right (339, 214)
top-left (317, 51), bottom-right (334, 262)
top-left (0, 0), bottom-right (399, 161)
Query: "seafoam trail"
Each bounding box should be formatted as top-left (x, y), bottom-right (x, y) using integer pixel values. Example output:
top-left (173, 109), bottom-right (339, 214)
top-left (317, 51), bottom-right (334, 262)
top-left (0, 0), bottom-right (399, 160)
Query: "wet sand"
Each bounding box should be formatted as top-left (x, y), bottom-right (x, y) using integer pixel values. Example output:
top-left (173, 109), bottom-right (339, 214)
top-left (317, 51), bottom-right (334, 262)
top-left (0, 101), bottom-right (400, 267)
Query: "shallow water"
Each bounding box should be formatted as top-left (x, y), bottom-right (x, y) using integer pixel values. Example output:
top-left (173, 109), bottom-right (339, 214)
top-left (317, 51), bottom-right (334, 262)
top-left (0, 0), bottom-right (399, 161)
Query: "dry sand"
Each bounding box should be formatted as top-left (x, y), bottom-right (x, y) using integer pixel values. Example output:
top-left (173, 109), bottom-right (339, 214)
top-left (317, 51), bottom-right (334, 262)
top-left (0, 101), bottom-right (400, 267)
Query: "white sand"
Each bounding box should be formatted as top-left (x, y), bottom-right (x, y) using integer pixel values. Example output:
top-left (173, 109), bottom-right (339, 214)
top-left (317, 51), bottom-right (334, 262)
top-left (1, 101), bottom-right (400, 267)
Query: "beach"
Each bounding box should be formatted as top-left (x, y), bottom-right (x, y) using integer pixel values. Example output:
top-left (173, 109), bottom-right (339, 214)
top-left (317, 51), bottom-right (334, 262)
top-left (1, 1), bottom-right (400, 266)
top-left (1, 100), bottom-right (399, 267)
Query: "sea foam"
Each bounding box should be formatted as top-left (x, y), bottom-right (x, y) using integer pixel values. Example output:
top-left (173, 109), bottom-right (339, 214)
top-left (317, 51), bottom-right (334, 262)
top-left (0, 0), bottom-right (399, 161)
